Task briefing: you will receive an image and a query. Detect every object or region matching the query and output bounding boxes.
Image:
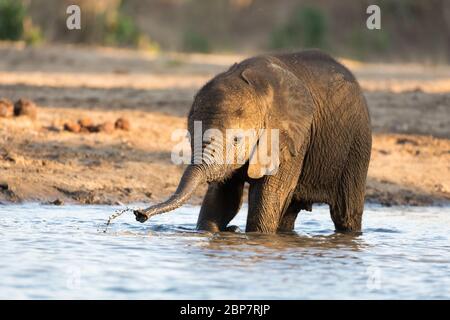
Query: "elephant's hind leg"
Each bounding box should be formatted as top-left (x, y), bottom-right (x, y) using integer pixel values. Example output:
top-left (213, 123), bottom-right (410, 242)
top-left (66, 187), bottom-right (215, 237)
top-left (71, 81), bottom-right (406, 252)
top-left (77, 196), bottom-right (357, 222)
top-left (330, 198), bottom-right (364, 232)
top-left (330, 150), bottom-right (369, 232)
top-left (196, 175), bottom-right (245, 232)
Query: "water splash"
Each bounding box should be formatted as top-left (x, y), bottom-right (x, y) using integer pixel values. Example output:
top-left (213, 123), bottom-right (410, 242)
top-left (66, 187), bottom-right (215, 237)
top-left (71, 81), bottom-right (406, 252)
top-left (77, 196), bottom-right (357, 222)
top-left (104, 203), bottom-right (139, 233)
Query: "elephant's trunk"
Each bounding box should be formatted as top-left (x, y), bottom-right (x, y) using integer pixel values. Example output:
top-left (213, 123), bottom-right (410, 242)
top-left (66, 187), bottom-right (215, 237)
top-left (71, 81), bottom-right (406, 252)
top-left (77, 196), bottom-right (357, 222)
top-left (134, 165), bottom-right (206, 222)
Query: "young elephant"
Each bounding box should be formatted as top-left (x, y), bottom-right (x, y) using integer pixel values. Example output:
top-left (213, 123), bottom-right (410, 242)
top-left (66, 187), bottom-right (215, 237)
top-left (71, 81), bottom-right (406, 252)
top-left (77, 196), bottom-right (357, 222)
top-left (135, 50), bottom-right (372, 233)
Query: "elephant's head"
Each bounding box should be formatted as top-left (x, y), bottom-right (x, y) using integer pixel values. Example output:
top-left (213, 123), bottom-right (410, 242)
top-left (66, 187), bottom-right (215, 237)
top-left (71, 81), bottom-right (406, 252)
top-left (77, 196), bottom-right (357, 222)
top-left (134, 57), bottom-right (314, 223)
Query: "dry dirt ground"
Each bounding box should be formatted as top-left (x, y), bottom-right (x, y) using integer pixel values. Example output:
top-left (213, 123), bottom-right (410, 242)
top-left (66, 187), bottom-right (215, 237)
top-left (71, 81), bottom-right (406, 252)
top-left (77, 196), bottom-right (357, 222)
top-left (0, 43), bottom-right (449, 206)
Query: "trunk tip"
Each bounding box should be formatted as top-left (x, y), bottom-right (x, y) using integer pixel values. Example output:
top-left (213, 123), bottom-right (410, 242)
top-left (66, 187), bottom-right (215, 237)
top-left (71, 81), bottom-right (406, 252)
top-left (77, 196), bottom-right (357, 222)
top-left (134, 209), bottom-right (149, 223)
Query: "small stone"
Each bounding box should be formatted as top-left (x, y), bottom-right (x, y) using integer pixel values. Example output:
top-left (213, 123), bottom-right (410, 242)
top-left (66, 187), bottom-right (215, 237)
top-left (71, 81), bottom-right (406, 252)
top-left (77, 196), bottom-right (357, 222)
top-left (79, 126), bottom-right (91, 133)
top-left (45, 125), bottom-right (61, 132)
top-left (115, 117), bottom-right (130, 131)
top-left (0, 181), bottom-right (8, 190)
top-left (396, 137), bottom-right (418, 146)
top-left (86, 125), bottom-right (100, 133)
top-left (64, 121), bottom-right (81, 133)
top-left (51, 199), bottom-right (64, 206)
top-left (14, 98), bottom-right (37, 119)
top-left (124, 187), bottom-right (132, 194)
top-left (4, 151), bottom-right (22, 164)
top-left (78, 117), bottom-right (94, 128)
top-left (97, 121), bottom-right (115, 134)
top-left (0, 98), bottom-right (14, 118)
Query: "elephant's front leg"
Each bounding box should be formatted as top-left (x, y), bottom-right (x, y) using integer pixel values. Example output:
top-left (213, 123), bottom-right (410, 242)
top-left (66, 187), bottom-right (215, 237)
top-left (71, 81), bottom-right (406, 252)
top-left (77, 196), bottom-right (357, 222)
top-left (196, 175), bottom-right (245, 232)
top-left (246, 164), bottom-right (301, 233)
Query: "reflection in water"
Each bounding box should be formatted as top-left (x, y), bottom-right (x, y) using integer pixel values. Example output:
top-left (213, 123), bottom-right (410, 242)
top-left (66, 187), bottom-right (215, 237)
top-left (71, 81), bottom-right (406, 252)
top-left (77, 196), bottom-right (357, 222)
top-left (0, 204), bottom-right (449, 299)
top-left (202, 231), bottom-right (365, 260)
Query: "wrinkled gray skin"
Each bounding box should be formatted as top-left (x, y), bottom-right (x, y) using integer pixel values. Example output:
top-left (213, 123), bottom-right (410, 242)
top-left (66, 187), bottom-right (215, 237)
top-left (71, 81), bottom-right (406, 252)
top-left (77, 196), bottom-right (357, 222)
top-left (135, 50), bottom-right (372, 233)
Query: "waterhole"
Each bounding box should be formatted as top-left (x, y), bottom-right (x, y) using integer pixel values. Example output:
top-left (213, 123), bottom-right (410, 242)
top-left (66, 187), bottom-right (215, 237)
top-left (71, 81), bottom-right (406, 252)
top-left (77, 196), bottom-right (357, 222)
top-left (0, 204), bottom-right (449, 299)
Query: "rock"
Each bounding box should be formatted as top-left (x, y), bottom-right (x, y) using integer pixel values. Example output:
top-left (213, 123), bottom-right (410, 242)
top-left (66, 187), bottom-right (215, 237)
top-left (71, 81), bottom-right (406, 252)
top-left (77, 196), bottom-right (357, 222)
top-left (0, 181), bottom-right (8, 190)
top-left (80, 126), bottom-right (92, 133)
top-left (45, 125), bottom-right (61, 132)
top-left (115, 117), bottom-right (131, 131)
top-left (78, 117), bottom-right (95, 133)
top-left (97, 121), bottom-right (115, 134)
top-left (396, 137), bottom-right (418, 146)
top-left (0, 98), bottom-right (14, 118)
top-left (63, 117), bottom-right (116, 134)
top-left (64, 121), bottom-right (81, 133)
top-left (86, 125), bottom-right (100, 133)
top-left (51, 199), bottom-right (64, 206)
top-left (3, 150), bottom-right (23, 164)
top-left (78, 117), bottom-right (94, 128)
top-left (14, 98), bottom-right (37, 119)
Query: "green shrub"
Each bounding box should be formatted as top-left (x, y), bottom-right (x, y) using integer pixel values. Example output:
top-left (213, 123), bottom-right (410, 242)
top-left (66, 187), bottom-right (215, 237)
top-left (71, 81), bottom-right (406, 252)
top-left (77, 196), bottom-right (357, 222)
top-left (0, 0), bottom-right (25, 41)
top-left (349, 29), bottom-right (390, 59)
top-left (270, 6), bottom-right (327, 49)
top-left (103, 9), bottom-right (159, 51)
top-left (23, 17), bottom-right (44, 45)
top-left (23, 25), bottom-right (43, 45)
top-left (104, 13), bottom-right (140, 46)
top-left (182, 31), bottom-right (211, 53)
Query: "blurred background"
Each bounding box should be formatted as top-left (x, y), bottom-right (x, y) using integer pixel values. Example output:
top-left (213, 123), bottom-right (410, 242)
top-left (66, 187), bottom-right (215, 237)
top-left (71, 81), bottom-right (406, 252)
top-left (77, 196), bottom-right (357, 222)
top-left (1, 0), bottom-right (449, 62)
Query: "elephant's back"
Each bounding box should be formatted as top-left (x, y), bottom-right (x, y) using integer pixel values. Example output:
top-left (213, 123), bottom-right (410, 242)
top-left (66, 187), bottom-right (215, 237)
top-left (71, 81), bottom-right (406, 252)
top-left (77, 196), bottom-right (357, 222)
top-left (272, 50), bottom-right (369, 122)
top-left (271, 50), bottom-right (358, 86)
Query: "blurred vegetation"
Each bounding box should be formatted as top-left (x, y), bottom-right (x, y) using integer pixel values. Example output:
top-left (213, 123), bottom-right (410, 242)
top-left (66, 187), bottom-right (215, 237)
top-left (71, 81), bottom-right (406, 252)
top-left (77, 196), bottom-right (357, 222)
top-left (349, 29), bottom-right (390, 60)
top-left (0, 0), bottom-right (43, 44)
top-left (104, 11), bottom-right (140, 46)
top-left (102, 1), bottom-right (157, 50)
top-left (0, 0), bottom-right (25, 40)
top-left (23, 19), bottom-right (44, 45)
top-left (270, 6), bottom-right (327, 50)
top-left (2, 0), bottom-right (449, 62)
top-left (182, 30), bottom-right (211, 53)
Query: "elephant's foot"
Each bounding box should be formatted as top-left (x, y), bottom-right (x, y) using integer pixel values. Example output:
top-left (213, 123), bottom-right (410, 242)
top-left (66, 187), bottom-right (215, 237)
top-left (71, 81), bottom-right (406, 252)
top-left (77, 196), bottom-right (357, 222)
top-left (225, 225), bottom-right (242, 233)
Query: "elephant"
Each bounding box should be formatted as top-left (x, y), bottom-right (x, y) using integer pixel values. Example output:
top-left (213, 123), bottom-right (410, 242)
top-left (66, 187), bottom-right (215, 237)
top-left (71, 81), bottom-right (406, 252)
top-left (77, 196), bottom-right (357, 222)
top-left (134, 49), bottom-right (372, 233)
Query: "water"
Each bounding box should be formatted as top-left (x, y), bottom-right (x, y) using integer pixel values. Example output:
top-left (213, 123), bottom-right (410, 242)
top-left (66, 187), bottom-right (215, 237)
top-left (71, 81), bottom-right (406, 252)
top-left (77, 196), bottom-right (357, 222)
top-left (0, 204), bottom-right (449, 299)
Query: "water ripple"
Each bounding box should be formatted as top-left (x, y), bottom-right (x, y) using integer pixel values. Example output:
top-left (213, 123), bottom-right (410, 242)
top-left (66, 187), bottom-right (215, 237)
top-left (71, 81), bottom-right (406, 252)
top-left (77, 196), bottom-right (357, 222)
top-left (0, 204), bottom-right (449, 299)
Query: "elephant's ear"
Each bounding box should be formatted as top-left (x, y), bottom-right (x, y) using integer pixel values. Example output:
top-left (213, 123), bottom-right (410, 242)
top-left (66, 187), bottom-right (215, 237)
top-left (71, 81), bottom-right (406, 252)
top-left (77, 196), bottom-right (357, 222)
top-left (242, 60), bottom-right (315, 163)
top-left (267, 62), bottom-right (315, 159)
top-left (247, 128), bottom-right (281, 179)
